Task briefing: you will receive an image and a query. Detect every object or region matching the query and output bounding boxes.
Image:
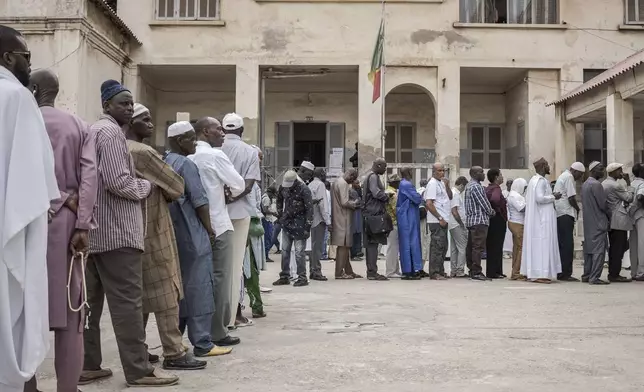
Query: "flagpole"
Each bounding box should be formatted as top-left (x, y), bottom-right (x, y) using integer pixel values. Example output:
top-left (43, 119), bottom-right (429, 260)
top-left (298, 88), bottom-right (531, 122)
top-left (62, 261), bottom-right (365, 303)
top-left (380, 0), bottom-right (386, 159)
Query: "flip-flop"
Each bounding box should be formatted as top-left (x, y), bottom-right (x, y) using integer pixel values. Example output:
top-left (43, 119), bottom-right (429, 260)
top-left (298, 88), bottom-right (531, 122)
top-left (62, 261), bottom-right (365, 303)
top-left (235, 318), bottom-right (255, 327)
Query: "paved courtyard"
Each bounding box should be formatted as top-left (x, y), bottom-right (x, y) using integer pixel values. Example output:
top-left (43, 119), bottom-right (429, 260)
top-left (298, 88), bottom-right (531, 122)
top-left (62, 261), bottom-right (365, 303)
top-left (34, 258), bottom-right (644, 392)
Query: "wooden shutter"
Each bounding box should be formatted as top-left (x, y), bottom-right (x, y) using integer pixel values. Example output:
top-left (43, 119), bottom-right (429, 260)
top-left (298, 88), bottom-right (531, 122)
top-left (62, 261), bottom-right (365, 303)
top-left (275, 122), bottom-right (293, 184)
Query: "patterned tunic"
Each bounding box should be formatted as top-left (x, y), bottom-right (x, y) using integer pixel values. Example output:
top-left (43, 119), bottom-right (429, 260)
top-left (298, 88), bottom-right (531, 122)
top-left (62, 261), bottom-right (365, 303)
top-left (127, 140), bottom-right (184, 313)
top-left (276, 180), bottom-right (313, 240)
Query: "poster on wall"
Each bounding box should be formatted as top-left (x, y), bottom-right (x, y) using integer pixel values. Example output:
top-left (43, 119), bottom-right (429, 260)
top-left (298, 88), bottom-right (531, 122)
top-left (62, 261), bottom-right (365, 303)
top-left (328, 148), bottom-right (344, 180)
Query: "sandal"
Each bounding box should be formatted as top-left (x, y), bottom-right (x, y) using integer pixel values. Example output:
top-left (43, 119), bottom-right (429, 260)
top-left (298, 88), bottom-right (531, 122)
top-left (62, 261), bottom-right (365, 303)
top-left (335, 274), bottom-right (355, 280)
top-left (235, 317), bottom-right (255, 327)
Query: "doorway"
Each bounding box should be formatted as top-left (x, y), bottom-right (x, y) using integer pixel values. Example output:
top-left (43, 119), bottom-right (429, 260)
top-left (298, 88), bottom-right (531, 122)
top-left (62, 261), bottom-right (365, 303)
top-left (293, 122), bottom-right (327, 168)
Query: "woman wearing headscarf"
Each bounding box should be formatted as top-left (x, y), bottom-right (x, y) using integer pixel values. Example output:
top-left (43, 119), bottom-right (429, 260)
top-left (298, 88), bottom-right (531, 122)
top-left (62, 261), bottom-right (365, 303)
top-left (507, 178), bottom-right (527, 280)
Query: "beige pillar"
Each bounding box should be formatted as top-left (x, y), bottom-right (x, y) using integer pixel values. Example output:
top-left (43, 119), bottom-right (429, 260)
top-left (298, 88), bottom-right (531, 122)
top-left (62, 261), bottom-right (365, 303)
top-left (606, 93), bottom-right (634, 168)
top-left (527, 70), bottom-right (558, 178)
top-left (235, 62), bottom-right (259, 145)
top-left (554, 106), bottom-right (578, 176)
top-left (435, 62), bottom-right (460, 179)
top-left (358, 63), bottom-right (383, 174)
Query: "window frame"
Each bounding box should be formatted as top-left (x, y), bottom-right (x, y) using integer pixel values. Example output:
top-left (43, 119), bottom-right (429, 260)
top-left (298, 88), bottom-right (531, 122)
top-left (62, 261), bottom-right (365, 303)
top-left (384, 122), bottom-right (417, 164)
top-left (155, 0), bottom-right (220, 21)
top-left (625, 0), bottom-right (644, 24)
top-left (467, 123), bottom-right (505, 169)
top-left (460, 0), bottom-right (559, 25)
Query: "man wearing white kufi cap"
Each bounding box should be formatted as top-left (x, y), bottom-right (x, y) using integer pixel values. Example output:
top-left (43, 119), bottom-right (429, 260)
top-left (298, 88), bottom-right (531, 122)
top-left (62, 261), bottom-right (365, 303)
top-left (602, 162), bottom-right (634, 282)
top-left (298, 161), bottom-right (315, 184)
top-left (553, 161), bottom-right (585, 281)
top-left (521, 157), bottom-right (562, 283)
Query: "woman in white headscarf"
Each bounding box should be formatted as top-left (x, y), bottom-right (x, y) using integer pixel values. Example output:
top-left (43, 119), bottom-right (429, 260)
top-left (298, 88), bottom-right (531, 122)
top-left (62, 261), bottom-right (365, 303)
top-left (507, 178), bottom-right (528, 280)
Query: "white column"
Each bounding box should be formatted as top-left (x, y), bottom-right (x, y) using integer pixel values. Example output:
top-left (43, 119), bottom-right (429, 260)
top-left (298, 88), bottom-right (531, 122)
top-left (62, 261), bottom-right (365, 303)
top-left (435, 62), bottom-right (460, 178)
top-left (358, 64), bottom-right (383, 173)
top-left (235, 62), bottom-right (260, 145)
top-left (606, 93), bottom-right (634, 167)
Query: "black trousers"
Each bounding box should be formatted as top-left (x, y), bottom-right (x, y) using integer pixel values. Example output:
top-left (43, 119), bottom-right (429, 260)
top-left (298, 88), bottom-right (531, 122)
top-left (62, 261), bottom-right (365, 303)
top-left (557, 215), bottom-right (575, 279)
top-left (485, 215), bottom-right (506, 277)
top-left (608, 229), bottom-right (629, 278)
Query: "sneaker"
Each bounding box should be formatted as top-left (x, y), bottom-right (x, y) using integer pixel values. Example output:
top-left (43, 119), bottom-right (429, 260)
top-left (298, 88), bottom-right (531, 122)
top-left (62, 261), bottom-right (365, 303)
top-left (293, 278), bottom-right (309, 287)
top-left (79, 368), bottom-right (113, 385)
top-left (195, 345), bottom-right (233, 357)
top-left (162, 353), bottom-right (207, 370)
top-left (272, 277), bottom-right (290, 286)
top-left (126, 368), bottom-right (179, 387)
top-left (260, 286), bottom-right (273, 293)
top-left (252, 310), bottom-right (267, 318)
top-left (386, 273), bottom-right (402, 279)
top-left (350, 256), bottom-right (363, 261)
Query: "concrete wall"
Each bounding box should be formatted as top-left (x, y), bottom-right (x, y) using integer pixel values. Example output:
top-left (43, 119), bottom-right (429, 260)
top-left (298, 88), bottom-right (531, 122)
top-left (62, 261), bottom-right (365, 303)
top-left (3, 0), bottom-right (131, 123)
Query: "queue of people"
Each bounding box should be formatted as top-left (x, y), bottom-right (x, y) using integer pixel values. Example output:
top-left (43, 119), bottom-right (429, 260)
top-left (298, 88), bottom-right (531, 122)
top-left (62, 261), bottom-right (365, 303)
top-left (1, 24), bottom-right (641, 392)
top-left (0, 25), bottom-right (276, 391)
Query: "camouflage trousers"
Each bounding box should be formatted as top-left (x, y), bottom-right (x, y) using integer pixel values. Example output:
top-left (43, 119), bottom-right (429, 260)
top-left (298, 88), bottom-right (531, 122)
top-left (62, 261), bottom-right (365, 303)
top-left (428, 223), bottom-right (449, 277)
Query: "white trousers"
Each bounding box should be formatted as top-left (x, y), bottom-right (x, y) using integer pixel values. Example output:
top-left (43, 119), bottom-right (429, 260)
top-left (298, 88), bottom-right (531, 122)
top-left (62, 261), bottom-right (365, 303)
top-left (229, 217), bottom-right (250, 326)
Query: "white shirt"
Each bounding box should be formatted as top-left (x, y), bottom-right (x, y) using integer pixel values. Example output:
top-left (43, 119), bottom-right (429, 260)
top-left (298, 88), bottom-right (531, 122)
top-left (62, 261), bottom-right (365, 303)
top-left (221, 134), bottom-right (261, 220)
top-left (554, 170), bottom-right (577, 219)
top-left (507, 191), bottom-right (526, 225)
top-left (190, 141), bottom-right (245, 237)
top-left (425, 177), bottom-right (451, 223)
top-left (448, 187), bottom-right (466, 230)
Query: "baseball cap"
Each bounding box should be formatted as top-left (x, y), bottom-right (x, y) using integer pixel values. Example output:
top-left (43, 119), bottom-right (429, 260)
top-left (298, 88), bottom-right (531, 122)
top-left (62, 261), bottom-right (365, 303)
top-left (222, 113), bottom-right (244, 131)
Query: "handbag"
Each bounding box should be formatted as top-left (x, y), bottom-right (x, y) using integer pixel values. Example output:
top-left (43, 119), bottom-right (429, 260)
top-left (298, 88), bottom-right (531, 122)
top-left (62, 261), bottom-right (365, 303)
top-left (248, 217), bottom-right (265, 237)
top-left (365, 214), bottom-right (393, 235)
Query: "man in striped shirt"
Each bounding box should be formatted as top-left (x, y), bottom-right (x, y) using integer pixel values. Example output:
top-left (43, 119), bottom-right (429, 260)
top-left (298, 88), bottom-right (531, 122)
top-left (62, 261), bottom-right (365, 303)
top-left (464, 166), bottom-right (495, 281)
top-left (81, 80), bottom-right (178, 387)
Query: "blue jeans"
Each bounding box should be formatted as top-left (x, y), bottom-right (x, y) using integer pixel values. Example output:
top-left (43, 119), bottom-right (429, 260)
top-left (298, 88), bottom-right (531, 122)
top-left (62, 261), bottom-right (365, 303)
top-left (179, 314), bottom-right (214, 356)
top-left (351, 232), bottom-right (363, 257)
top-left (280, 233), bottom-right (307, 280)
top-left (262, 219), bottom-right (274, 257)
top-left (322, 228), bottom-right (329, 259)
top-left (271, 223), bottom-right (282, 251)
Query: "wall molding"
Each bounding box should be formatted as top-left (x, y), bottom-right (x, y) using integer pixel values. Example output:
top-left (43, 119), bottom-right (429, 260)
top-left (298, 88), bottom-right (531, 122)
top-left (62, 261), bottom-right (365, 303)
top-left (0, 17), bottom-right (130, 66)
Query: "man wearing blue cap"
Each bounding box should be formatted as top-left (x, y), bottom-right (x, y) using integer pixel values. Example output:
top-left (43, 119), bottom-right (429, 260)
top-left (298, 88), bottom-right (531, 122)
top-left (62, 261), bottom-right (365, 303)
top-left (80, 80), bottom-right (178, 387)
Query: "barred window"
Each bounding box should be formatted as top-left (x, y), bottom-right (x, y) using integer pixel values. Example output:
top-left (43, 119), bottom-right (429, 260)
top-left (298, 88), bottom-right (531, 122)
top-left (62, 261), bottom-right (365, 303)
top-left (156, 0), bottom-right (219, 20)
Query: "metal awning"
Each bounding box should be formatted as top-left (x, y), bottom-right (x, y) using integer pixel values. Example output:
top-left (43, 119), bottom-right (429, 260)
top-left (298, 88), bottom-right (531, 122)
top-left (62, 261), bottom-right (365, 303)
top-left (547, 49), bottom-right (644, 106)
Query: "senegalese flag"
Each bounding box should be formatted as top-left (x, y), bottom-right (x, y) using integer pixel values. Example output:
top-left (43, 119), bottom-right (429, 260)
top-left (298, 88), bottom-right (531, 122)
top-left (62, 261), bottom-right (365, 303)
top-left (368, 19), bottom-right (384, 103)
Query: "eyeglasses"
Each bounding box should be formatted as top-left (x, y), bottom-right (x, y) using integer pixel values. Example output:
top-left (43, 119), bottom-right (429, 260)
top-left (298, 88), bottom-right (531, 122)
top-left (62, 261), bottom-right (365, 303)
top-left (8, 51), bottom-right (31, 63)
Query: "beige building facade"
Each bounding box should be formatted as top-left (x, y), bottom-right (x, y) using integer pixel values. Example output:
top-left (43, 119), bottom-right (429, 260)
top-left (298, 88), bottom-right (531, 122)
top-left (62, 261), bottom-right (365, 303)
top-left (4, 0), bottom-right (644, 183)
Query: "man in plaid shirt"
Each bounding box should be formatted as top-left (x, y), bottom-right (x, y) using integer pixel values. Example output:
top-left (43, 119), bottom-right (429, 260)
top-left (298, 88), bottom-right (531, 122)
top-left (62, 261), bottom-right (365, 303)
top-left (464, 166), bottom-right (495, 281)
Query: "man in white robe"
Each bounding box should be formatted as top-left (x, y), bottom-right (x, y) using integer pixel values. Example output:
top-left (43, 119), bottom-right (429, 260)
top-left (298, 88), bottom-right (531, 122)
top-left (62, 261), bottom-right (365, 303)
top-left (521, 157), bottom-right (563, 283)
top-left (0, 25), bottom-right (60, 392)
